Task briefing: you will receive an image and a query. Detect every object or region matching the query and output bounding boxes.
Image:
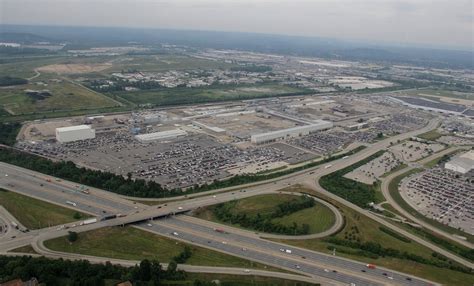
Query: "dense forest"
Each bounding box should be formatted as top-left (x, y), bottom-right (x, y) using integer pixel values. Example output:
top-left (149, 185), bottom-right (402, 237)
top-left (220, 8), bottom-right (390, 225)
top-left (0, 122), bottom-right (21, 145)
top-left (0, 256), bottom-right (187, 286)
top-left (0, 76), bottom-right (28, 86)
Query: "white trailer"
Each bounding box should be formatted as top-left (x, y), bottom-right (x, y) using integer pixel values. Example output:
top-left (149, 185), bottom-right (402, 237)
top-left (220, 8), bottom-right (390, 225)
top-left (66, 201), bottom-right (77, 207)
top-left (82, 218), bottom-right (97, 225)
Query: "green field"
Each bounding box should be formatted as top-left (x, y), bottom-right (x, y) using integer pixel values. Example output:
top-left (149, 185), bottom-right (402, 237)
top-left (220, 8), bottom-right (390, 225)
top-left (104, 54), bottom-right (235, 73)
top-left (0, 189), bottom-right (90, 229)
top-left (417, 130), bottom-right (443, 141)
top-left (0, 56), bottom-right (67, 78)
top-left (115, 83), bottom-right (310, 106)
top-left (0, 81), bottom-right (119, 115)
top-left (44, 226), bottom-right (274, 270)
top-left (275, 185), bottom-right (474, 286)
top-left (194, 194), bottom-right (336, 235)
top-left (9, 244), bottom-right (38, 254)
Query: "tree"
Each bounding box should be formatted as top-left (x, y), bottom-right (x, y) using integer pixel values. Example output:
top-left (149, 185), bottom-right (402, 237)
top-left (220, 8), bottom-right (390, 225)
top-left (150, 260), bottom-right (162, 286)
top-left (139, 259), bottom-right (151, 281)
top-left (73, 212), bottom-right (82, 220)
top-left (167, 260), bottom-right (177, 276)
top-left (67, 231), bottom-right (78, 243)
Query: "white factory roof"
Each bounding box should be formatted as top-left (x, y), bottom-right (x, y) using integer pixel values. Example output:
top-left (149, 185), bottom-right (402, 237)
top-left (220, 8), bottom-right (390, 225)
top-left (445, 151), bottom-right (474, 173)
top-left (135, 129), bottom-right (187, 141)
top-left (253, 120), bottom-right (331, 137)
top-left (56, 125), bottom-right (92, 132)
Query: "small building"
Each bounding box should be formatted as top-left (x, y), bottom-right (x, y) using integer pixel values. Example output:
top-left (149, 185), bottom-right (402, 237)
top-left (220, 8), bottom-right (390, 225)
top-left (445, 151), bottom-right (474, 174)
top-left (135, 129), bottom-right (187, 143)
top-left (55, 125), bottom-right (95, 143)
top-left (346, 122), bottom-right (368, 131)
top-left (251, 120), bottom-right (333, 144)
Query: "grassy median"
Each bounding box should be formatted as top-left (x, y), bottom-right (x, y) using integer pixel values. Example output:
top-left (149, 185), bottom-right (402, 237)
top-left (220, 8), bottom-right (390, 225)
top-left (0, 189), bottom-right (90, 229)
top-left (194, 194), bottom-right (336, 235)
top-left (44, 226), bottom-right (277, 271)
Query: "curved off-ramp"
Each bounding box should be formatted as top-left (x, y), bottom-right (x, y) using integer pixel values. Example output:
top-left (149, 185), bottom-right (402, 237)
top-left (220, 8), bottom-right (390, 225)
top-left (183, 190), bottom-right (343, 240)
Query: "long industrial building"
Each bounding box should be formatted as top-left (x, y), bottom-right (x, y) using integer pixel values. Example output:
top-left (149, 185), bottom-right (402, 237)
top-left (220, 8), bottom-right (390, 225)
top-left (251, 120), bottom-right (333, 144)
top-left (445, 151), bottom-right (474, 174)
top-left (135, 129), bottom-right (187, 143)
top-left (56, 125), bottom-right (96, 143)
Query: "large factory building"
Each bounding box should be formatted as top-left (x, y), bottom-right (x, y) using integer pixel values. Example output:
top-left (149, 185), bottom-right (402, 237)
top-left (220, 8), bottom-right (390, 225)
top-left (251, 120), bottom-right (333, 144)
top-left (56, 125), bottom-right (96, 143)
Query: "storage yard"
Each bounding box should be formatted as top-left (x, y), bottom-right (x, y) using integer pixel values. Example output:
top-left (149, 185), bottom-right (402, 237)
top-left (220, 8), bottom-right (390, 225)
top-left (400, 151), bottom-right (474, 234)
top-left (17, 93), bottom-right (435, 189)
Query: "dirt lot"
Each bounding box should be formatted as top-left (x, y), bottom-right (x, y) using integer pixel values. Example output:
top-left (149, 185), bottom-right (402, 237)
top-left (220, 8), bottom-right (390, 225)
top-left (37, 63), bottom-right (112, 74)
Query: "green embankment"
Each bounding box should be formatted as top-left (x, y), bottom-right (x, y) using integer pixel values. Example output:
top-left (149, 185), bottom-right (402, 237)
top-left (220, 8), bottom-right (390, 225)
top-left (0, 189), bottom-right (90, 229)
top-left (44, 226), bottom-right (275, 271)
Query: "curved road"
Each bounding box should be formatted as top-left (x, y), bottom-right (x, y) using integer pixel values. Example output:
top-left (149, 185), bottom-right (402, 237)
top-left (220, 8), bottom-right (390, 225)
top-left (380, 146), bottom-right (473, 249)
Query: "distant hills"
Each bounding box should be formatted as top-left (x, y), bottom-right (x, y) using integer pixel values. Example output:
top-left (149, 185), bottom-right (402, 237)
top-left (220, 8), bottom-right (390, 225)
top-left (0, 24), bottom-right (472, 69)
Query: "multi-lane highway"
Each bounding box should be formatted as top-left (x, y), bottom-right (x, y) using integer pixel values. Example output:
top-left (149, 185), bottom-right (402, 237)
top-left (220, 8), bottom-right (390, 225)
top-left (0, 117), bottom-right (463, 285)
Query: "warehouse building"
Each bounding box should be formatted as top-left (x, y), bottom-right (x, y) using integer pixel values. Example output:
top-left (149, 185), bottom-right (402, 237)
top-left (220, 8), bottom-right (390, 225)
top-left (445, 151), bottom-right (474, 174)
top-left (56, 125), bottom-right (96, 143)
top-left (135, 129), bottom-right (187, 143)
top-left (251, 120), bottom-right (333, 144)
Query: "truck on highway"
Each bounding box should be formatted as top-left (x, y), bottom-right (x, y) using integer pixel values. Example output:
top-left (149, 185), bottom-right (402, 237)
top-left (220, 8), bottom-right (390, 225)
top-left (81, 218), bottom-right (97, 225)
top-left (66, 201), bottom-right (77, 207)
top-left (100, 214), bottom-right (117, 221)
top-left (11, 221), bottom-right (18, 229)
top-left (366, 264), bottom-right (376, 269)
top-left (81, 189), bottom-right (90, 194)
top-left (285, 249), bottom-right (292, 254)
top-left (214, 228), bottom-right (225, 233)
top-left (324, 164), bottom-right (332, 169)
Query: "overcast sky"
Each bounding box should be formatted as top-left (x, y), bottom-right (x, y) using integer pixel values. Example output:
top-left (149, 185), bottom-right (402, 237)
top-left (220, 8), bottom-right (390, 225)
top-left (1, 0), bottom-right (472, 50)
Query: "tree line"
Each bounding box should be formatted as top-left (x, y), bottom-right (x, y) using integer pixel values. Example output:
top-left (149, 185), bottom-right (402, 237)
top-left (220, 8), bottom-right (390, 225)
top-left (0, 122), bottom-right (21, 145)
top-left (320, 150), bottom-right (385, 208)
top-left (213, 196), bottom-right (315, 235)
top-left (0, 76), bottom-right (28, 87)
top-left (0, 145), bottom-right (365, 198)
top-left (0, 256), bottom-right (186, 286)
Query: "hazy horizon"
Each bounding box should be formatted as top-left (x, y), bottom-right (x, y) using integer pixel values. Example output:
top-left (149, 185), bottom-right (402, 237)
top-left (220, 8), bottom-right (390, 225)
top-left (1, 0), bottom-right (472, 51)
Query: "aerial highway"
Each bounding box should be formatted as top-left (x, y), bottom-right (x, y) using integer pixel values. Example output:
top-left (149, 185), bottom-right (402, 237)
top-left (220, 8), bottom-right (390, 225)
top-left (0, 117), bottom-right (463, 285)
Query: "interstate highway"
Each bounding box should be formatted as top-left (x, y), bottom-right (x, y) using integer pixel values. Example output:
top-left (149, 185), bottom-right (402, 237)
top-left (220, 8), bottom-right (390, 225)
top-left (0, 162), bottom-right (437, 286)
top-left (0, 118), bottom-right (449, 285)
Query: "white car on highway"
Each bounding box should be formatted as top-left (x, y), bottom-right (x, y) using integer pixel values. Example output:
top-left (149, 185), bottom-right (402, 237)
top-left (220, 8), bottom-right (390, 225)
top-left (178, 207), bottom-right (183, 210)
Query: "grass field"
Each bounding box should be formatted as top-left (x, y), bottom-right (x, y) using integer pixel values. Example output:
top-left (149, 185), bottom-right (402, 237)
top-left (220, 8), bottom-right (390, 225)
top-left (275, 185), bottom-right (474, 286)
top-left (0, 56), bottom-right (67, 78)
top-left (417, 130), bottom-right (443, 141)
top-left (115, 83), bottom-right (310, 106)
top-left (105, 54), bottom-right (235, 73)
top-left (0, 81), bottom-right (119, 115)
top-left (0, 189), bottom-right (90, 229)
top-left (194, 194), bottom-right (336, 235)
top-left (9, 244), bottom-right (38, 254)
top-left (44, 226), bottom-right (275, 270)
